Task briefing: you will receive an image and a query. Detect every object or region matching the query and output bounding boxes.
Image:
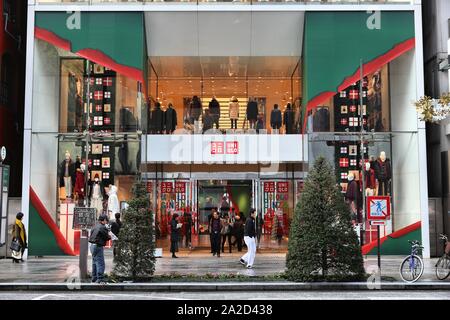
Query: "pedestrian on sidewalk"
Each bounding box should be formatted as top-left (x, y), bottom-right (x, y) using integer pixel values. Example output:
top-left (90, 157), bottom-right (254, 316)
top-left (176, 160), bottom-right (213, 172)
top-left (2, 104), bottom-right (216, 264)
top-left (183, 211), bottom-right (193, 249)
top-left (88, 215), bottom-right (111, 284)
top-left (210, 210), bottom-right (222, 257)
top-left (232, 214), bottom-right (244, 252)
top-left (221, 213), bottom-right (232, 254)
top-left (240, 209), bottom-right (257, 269)
top-left (11, 212), bottom-right (27, 263)
top-left (110, 212), bottom-right (122, 260)
top-left (170, 213), bottom-right (181, 258)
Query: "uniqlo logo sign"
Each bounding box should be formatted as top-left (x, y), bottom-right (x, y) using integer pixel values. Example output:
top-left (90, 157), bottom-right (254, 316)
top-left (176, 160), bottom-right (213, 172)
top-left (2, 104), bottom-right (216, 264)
top-left (277, 182), bottom-right (289, 193)
top-left (226, 141), bottom-right (239, 154)
top-left (264, 182), bottom-right (275, 193)
top-left (211, 141), bottom-right (239, 155)
top-left (161, 182), bottom-right (173, 194)
top-left (211, 142), bottom-right (224, 154)
top-left (175, 182), bottom-right (186, 194)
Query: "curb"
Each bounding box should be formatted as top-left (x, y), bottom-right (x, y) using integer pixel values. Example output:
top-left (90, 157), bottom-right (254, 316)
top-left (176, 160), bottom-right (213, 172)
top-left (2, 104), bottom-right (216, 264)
top-left (1, 282), bottom-right (450, 291)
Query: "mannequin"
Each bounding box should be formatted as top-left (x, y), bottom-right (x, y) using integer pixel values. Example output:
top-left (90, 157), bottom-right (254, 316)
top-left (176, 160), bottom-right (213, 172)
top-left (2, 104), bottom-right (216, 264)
top-left (74, 163), bottom-right (86, 205)
top-left (374, 151), bottom-right (392, 196)
top-left (107, 185), bottom-right (120, 221)
top-left (345, 173), bottom-right (362, 223)
top-left (362, 162), bottom-right (376, 196)
top-left (59, 151), bottom-right (76, 198)
top-left (89, 174), bottom-right (106, 217)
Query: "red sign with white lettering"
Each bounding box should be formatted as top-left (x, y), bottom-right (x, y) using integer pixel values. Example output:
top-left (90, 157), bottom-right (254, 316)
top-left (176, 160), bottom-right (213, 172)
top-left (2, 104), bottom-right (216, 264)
top-left (211, 142), bottom-right (224, 155)
top-left (226, 141), bottom-right (239, 154)
top-left (277, 182), bottom-right (289, 193)
top-left (211, 141), bottom-right (239, 155)
top-left (161, 182), bottom-right (173, 194)
top-left (175, 182), bottom-right (186, 194)
top-left (264, 182), bottom-right (275, 193)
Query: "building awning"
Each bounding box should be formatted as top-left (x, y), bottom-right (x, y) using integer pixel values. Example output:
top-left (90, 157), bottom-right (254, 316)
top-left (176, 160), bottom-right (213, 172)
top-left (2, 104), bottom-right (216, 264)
top-left (35, 12), bottom-right (146, 84)
top-left (301, 11), bottom-right (415, 131)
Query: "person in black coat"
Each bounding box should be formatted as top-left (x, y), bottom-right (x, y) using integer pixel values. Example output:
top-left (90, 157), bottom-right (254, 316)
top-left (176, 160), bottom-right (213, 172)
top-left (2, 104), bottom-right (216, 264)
top-left (246, 97), bottom-right (259, 129)
top-left (283, 103), bottom-right (295, 134)
top-left (110, 212), bottom-right (122, 260)
top-left (189, 96), bottom-right (202, 123)
top-left (170, 213), bottom-right (181, 258)
top-left (209, 96), bottom-right (221, 129)
top-left (202, 109), bottom-right (214, 133)
top-left (165, 103), bottom-right (178, 134)
top-left (151, 102), bottom-right (164, 134)
top-left (270, 104), bottom-right (282, 131)
top-left (209, 210), bottom-right (223, 257)
top-left (231, 214), bottom-right (244, 252)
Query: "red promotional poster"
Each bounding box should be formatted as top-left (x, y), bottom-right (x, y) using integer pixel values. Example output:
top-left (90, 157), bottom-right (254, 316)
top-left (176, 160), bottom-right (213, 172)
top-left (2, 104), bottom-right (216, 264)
top-left (264, 182), bottom-right (275, 193)
top-left (161, 182), bottom-right (173, 194)
top-left (175, 182), bottom-right (186, 194)
top-left (277, 182), bottom-right (289, 193)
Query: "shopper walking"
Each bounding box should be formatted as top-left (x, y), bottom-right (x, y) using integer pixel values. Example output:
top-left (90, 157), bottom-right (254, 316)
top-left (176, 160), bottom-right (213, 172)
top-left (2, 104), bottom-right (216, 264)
top-left (88, 215), bottom-right (111, 284)
top-left (270, 104), bottom-right (282, 133)
top-left (170, 213), bottom-right (181, 258)
top-left (240, 209), bottom-right (257, 269)
top-left (11, 212), bottom-right (27, 263)
top-left (232, 214), bottom-right (244, 252)
top-left (110, 212), bottom-right (122, 260)
top-left (221, 213), bottom-right (232, 254)
top-left (210, 210), bottom-right (222, 257)
top-left (209, 96), bottom-right (221, 129)
top-left (246, 97), bottom-right (258, 129)
top-left (229, 96), bottom-right (240, 130)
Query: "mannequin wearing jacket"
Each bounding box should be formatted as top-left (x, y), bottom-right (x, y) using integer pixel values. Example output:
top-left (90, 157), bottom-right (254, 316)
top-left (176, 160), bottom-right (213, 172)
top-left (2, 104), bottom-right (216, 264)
top-left (373, 151), bottom-right (391, 196)
top-left (89, 174), bottom-right (106, 217)
top-left (59, 151), bottom-right (76, 198)
top-left (362, 162), bottom-right (376, 196)
top-left (107, 185), bottom-right (120, 222)
top-left (229, 96), bottom-right (240, 130)
top-left (74, 163), bottom-right (86, 205)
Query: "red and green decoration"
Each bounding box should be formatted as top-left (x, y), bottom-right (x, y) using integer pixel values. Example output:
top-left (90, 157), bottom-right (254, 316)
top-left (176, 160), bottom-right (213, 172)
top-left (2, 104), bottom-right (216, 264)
top-left (35, 12), bottom-right (146, 84)
top-left (301, 11), bottom-right (415, 132)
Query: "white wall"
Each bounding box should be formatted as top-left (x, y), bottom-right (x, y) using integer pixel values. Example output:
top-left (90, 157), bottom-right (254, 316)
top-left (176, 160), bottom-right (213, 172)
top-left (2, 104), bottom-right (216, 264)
top-left (30, 40), bottom-right (60, 219)
top-left (390, 49), bottom-right (421, 230)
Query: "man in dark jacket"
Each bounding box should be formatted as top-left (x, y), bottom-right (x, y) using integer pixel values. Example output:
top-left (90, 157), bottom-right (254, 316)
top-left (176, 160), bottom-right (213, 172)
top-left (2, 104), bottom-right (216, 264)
top-left (210, 210), bottom-right (222, 257)
top-left (151, 102), bottom-right (164, 134)
top-left (209, 96), bottom-right (221, 129)
top-left (231, 214), bottom-right (244, 252)
top-left (165, 103), bottom-right (178, 134)
top-left (202, 109), bottom-right (214, 134)
top-left (110, 212), bottom-right (122, 260)
top-left (170, 213), bottom-right (181, 258)
top-left (89, 215), bottom-right (111, 284)
top-left (240, 209), bottom-right (256, 268)
top-left (270, 104), bottom-right (282, 132)
top-left (246, 97), bottom-right (259, 129)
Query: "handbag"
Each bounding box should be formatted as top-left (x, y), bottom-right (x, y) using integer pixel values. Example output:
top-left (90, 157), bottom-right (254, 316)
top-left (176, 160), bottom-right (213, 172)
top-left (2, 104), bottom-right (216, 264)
top-left (10, 238), bottom-right (21, 252)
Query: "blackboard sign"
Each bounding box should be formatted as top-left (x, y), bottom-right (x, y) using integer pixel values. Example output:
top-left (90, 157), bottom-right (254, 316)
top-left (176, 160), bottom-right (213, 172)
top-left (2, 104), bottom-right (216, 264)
top-left (73, 207), bottom-right (97, 229)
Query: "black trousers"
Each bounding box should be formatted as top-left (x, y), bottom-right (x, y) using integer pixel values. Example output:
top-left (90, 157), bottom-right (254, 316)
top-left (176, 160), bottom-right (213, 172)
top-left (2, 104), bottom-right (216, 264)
top-left (234, 236), bottom-right (243, 252)
top-left (211, 232), bottom-right (221, 255)
top-left (231, 119), bottom-right (238, 129)
top-left (212, 115), bottom-right (220, 129)
top-left (221, 234), bottom-right (232, 253)
top-left (185, 232), bottom-right (192, 247)
top-left (378, 180), bottom-right (390, 196)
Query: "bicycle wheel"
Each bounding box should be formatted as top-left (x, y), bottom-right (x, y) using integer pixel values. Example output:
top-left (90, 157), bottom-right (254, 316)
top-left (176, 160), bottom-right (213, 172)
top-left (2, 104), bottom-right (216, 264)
top-left (435, 255), bottom-right (450, 280)
top-left (400, 255), bottom-right (424, 283)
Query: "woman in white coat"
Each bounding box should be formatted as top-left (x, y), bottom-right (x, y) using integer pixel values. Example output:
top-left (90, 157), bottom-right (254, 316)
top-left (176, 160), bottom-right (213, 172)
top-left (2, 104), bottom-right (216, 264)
top-left (229, 96), bottom-right (240, 130)
top-left (107, 185), bottom-right (120, 222)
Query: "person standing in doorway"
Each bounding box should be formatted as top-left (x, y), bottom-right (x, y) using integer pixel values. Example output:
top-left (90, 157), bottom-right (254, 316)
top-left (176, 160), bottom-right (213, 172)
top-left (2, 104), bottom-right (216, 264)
top-left (209, 96), bottom-right (221, 129)
top-left (270, 104), bottom-right (282, 133)
top-left (221, 213), bottom-right (232, 254)
top-left (170, 213), bottom-right (181, 258)
top-left (11, 212), bottom-right (27, 263)
top-left (88, 215), bottom-right (111, 284)
top-left (210, 210), bottom-right (222, 257)
top-left (232, 214), bottom-right (244, 252)
top-left (240, 209), bottom-right (257, 269)
top-left (229, 96), bottom-right (240, 130)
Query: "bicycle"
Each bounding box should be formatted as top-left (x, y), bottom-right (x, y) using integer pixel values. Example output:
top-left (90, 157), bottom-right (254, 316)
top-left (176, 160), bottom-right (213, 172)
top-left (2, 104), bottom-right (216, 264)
top-left (399, 240), bottom-right (424, 283)
top-left (435, 234), bottom-right (450, 280)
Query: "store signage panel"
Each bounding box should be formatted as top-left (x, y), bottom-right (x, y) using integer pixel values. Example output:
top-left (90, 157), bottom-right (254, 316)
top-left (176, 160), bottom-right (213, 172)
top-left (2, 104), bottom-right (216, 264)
top-left (367, 196), bottom-right (391, 221)
top-left (161, 182), bottom-right (173, 194)
top-left (145, 134), bottom-right (307, 164)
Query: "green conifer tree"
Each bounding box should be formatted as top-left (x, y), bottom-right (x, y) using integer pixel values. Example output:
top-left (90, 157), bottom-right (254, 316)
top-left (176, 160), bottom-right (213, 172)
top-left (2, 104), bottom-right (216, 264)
top-left (112, 181), bottom-right (156, 281)
top-left (286, 157), bottom-right (365, 281)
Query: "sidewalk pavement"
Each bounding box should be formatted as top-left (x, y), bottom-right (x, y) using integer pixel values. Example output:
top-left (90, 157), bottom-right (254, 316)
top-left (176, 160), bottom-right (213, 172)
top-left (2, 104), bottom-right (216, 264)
top-left (0, 249), bottom-right (449, 290)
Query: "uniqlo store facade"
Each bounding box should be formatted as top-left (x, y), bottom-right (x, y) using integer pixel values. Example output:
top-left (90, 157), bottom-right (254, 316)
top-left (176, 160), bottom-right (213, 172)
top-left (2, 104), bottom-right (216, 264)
top-left (22, 1), bottom-right (430, 257)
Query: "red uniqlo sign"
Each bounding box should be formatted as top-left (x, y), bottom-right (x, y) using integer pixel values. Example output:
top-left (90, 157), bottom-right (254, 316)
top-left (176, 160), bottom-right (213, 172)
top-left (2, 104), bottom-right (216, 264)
top-left (211, 142), bottom-right (224, 155)
top-left (226, 141), bottom-right (239, 154)
top-left (367, 196), bottom-right (391, 221)
top-left (264, 182), bottom-right (275, 193)
top-left (277, 182), bottom-right (289, 193)
top-left (161, 182), bottom-right (173, 194)
top-left (175, 182), bottom-right (186, 194)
